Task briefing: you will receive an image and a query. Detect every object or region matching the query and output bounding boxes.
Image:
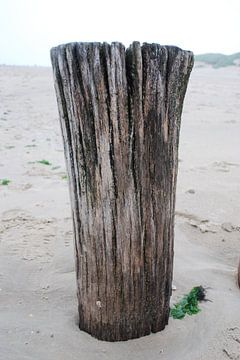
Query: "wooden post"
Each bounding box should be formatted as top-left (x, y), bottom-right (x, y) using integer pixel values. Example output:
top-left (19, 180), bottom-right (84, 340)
top-left (51, 42), bottom-right (193, 341)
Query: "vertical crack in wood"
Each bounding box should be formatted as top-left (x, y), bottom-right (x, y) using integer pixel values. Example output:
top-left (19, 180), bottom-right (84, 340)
top-left (51, 42), bottom-right (194, 341)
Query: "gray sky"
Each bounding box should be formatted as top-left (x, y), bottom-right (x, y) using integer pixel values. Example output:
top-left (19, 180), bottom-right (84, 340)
top-left (0, 0), bottom-right (239, 66)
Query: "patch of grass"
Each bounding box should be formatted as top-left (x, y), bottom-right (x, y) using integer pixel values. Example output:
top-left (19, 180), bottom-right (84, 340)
top-left (61, 175), bottom-right (68, 180)
top-left (37, 159), bottom-right (51, 166)
top-left (170, 286), bottom-right (206, 320)
top-left (0, 178), bottom-right (11, 186)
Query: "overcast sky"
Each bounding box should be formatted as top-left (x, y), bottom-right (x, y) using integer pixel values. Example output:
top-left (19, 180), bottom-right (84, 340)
top-left (0, 0), bottom-right (239, 66)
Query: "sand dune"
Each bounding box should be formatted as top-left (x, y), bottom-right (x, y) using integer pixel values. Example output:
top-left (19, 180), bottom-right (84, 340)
top-left (0, 64), bottom-right (240, 359)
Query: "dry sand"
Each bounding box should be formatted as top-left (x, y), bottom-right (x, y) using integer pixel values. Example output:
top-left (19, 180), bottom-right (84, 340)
top-left (0, 63), bottom-right (240, 360)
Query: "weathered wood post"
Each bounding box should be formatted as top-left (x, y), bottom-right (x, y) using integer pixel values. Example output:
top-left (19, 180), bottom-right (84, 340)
top-left (51, 42), bottom-right (193, 341)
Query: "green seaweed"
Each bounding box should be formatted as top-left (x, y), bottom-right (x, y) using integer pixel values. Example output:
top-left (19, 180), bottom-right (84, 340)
top-left (170, 286), bottom-right (206, 320)
top-left (0, 178), bottom-right (11, 186)
top-left (37, 159), bottom-right (51, 166)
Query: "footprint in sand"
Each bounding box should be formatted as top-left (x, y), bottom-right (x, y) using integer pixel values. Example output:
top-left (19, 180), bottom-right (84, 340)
top-left (221, 222), bottom-right (240, 233)
top-left (64, 230), bottom-right (73, 247)
top-left (0, 208), bottom-right (56, 261)
top-left (175, 211), bottom-right (219, 233)
top-left (9, 183), bottom-right (33, 191)
top-left (222, 327), bottom-right (240, 359)
top-left (225, 120), bottom-right (237, 124)
top-left (213, 161), bottom-right (239, 173)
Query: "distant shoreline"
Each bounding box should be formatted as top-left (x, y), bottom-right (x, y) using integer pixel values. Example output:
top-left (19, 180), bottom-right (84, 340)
top-left (195, 52), bottom-right (240, 68)
top-left (1, 51), bottom-right (240, 69)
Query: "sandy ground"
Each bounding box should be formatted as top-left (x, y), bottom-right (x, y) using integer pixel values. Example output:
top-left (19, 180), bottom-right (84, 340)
top-left (0, 63), bottom-right (240, 360)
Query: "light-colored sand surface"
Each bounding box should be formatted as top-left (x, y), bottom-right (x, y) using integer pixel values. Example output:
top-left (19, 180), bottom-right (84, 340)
top-left (0, 63), bottom-right (240, 360)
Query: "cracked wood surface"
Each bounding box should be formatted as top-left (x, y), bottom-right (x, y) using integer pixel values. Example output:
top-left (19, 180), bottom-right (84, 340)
top-left (51, 41), bottom-right (193, 341)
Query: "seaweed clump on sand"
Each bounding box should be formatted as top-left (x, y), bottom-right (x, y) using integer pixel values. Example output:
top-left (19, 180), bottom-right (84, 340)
top-left (170, 286), bottom-right (207, 320)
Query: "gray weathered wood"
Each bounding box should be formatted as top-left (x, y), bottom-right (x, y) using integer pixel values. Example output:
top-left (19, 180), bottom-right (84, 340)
top-left (51, 41), bottom-right (193, 341)
top-left (238, 260), bottom-right (240, 288)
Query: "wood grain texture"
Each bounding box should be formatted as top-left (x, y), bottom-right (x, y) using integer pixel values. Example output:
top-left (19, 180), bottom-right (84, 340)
top-left (51, 42), bottom-right (194, 341)
top-left (238, 260), bottom-right (240, 288)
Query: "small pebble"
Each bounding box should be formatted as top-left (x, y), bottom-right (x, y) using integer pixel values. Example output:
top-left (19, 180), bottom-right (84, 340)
top-left (96, 300), bottom-right (102, 308)
top-left (50, 333), bottom-right (54, 338)
top-left (222, 222), bottom-right (233, 232)
top-left (186, 189), bottom-right (195, 194)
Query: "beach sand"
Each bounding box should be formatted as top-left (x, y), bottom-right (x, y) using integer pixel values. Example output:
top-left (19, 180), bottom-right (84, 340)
top-left (0, 63), bottom-right (240, 359)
